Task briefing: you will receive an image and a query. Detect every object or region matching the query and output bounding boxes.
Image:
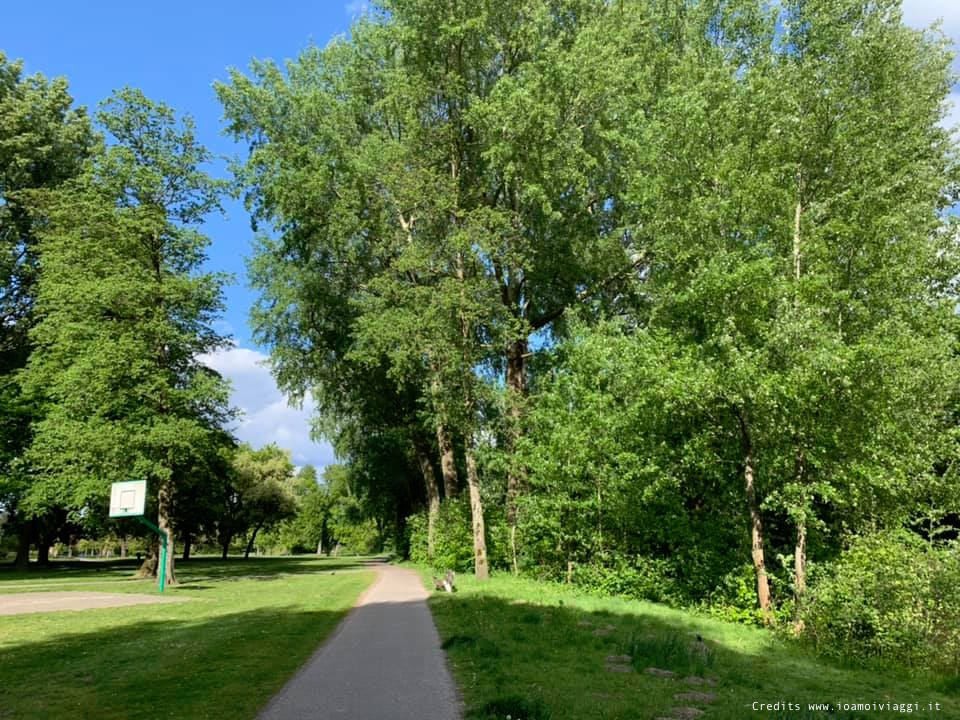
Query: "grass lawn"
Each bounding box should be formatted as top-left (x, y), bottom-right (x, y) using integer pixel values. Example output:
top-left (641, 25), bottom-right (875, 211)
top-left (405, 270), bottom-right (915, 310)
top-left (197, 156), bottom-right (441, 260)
top-left (422, 570), bottom-right (958, 720)
top-left (0, 556), bottom-right (374, 719)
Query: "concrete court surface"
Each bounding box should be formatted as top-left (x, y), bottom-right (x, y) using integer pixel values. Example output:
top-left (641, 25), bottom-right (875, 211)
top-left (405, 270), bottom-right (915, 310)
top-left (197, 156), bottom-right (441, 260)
top-left (0, 590), bottom-right (188, 615)
top-left (258, 563), bottom-right (462, 720)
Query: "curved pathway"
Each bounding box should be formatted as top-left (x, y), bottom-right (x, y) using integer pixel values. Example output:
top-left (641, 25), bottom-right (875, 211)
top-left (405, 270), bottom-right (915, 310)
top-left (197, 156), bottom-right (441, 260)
top-left (258, 562), bottom-right (461, 720)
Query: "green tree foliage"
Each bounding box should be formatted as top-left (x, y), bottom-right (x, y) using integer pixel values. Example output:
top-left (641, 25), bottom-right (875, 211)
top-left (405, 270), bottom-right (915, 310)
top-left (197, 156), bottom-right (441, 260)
top-left (798, 530), bottom-right (960, 673)
top-left (217, 0), bottom-right (657, 578)
top-left (0, 53), bottom-right (95, 565)
top-left (618, 0), bottom-right (958, 617)
top-left (227, 444), bottom-right (296, 558)
top-left (211, 0), bottom-right (960, 672)
top-left (268, 465), bottom-right (332, 554)
top-left (19, 88), bottom-right (232, 583)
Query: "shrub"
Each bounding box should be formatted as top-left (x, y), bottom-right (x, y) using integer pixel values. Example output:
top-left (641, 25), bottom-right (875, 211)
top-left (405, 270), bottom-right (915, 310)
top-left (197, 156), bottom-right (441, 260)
top-left (571, 554), bottom-right (681, 604)
top-left (408, 497), bottom-right (508, 571)
top-left (798, 530), bottom-right (960, 673)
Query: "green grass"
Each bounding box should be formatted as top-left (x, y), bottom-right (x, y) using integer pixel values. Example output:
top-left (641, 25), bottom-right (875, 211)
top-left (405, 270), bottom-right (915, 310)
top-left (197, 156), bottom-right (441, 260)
top-left (0, 556), bottom-right (374, 719)
top-left (421, 570), bottom-right (958, 720)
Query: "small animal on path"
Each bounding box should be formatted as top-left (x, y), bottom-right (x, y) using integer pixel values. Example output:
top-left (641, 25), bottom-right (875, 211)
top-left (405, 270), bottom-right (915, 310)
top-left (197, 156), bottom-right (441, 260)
top-left (432, 570), bottom-right (456, 592)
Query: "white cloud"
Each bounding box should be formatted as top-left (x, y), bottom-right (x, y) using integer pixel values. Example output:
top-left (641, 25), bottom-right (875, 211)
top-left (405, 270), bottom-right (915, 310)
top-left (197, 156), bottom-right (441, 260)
top-left (198, 346), bottom-right (337, 472)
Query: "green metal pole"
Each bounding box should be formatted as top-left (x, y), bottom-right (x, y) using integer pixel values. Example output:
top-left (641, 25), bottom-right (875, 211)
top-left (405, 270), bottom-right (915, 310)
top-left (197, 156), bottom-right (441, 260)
top-left (158, 536), bottom-right (167, 594)
top-left (136, 516), bottom-right (168, 593)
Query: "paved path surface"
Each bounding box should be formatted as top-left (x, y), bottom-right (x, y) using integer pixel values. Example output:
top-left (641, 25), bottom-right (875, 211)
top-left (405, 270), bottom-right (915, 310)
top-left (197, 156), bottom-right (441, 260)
top-left (0, 591), bottom-right (187, 615)
top-left (258, 563), bottom-right (461, 720)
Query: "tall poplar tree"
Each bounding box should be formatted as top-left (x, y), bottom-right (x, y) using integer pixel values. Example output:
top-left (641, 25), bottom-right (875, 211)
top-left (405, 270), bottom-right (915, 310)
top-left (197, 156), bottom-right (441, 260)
top-left (21, 89), bottom-right (231, 585)
top-left (219, 0), bottom-right (648, 574)
top-left (623, 0), bottom-right (958, 616)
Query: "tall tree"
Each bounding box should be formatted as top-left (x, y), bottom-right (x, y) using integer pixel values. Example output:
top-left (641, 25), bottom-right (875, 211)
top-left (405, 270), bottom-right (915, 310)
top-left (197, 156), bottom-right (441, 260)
top-left (20, 88), bottom-right (231, 585)
top-left (0, 54), bottom-right (94, 567)
top-left (621, 0), bottom-right (958, 616)
top-left (218, 0), bottom-right (647, 575)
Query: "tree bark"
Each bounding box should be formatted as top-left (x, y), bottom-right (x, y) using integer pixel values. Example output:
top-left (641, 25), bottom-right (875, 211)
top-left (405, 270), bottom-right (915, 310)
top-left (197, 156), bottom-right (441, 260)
top-left (182, 533), bottom-right (192, 561)
top-left (505, 338), bottom-right (527, 574)
top-left (136, 543), bottom-right (159, 577)
top-left (792, 183), bottom-right (808, 601)
top-left (221, 538), bottom-right (230, 560)
top-left (793, 450), bottom-right (808, 598)
top-left (157, 481), bottom-right (177, 585)
top-left (37, 539), bottom-right (50, 566)
top-left (244, 521), bottom-right (264, 559)
top-left (736, 408), bottom-right (772, 620)
top-left (436, 422), bottom-right (459, 498)
top-left (14, 523), bottom-right (30, 569)
top-left (416, 442), bottom-right (441, 560)
top-left (465, 447), bottom-right (489, 580)
top-left (795, 519), bottom-right (807, 597)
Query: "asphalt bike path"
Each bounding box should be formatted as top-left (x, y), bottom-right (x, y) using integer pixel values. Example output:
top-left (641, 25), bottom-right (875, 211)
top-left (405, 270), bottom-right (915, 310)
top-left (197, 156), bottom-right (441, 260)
top-left (258, 561), bottom-right (461, 720)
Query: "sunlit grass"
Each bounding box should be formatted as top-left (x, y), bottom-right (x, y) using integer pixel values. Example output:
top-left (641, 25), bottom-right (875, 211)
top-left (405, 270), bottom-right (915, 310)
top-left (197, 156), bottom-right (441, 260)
top-left (422, 570), bottom-right (958, 720)
top-left (0, 556), bottom-right (373, 719)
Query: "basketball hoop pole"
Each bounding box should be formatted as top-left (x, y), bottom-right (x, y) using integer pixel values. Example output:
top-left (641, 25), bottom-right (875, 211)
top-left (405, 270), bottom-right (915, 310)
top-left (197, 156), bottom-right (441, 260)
top-left (135, 517), bottom-right (168, 593)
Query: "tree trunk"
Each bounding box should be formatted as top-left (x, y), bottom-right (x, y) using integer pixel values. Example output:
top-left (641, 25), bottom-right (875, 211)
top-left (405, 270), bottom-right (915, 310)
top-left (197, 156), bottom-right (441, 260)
top-left (182, 533), bottom-right (192, 561)
top-left (120, 535), bottom-right (128, 559)
top-left (505, 338), bottom-right (527, 574)
top-left (157, 482), bottom-right (176, 585)
top-left (793, 450), bottom-right (808, 599)
top-left (37, 538), bottom-right (50, 566)
top-left (136, 543), bottom-right (159, 577)
top-left (436, 422), bottom-right (459, 498)
top-left (221, 537), bottom-right (230, 560)
top-left (14, 523), bottom-right (30, 569)
top-left (244, 521), bottom-right (264, 559)
top-left (464, 447), bottom-right (489, 580)
top-left (416, 442), bottom-right (441, 560)
top-left (795, 519), bottom-right (807, 597)
top-left (736, 408), bottom-right (772, 620)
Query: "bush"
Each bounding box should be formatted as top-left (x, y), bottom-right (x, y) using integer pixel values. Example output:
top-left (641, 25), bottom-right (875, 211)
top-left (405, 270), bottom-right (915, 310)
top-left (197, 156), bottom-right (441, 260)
top-left (798, 530), bottom-right (960, 673)
top-left (571, 554), bottom-right (681, 604)
top-left (697, 563), bottom-right (787, 625)
top-left (408, 498), bottom-right (508, 572)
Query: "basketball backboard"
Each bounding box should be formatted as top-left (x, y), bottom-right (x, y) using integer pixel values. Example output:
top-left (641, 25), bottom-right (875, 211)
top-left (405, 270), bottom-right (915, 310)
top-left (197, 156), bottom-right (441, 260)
top-left (109, 480), bottom-right (147, 518)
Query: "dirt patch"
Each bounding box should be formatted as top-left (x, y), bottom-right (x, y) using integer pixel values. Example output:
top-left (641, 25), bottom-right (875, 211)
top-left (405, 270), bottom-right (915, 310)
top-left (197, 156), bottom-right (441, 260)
top-left (668, 708), bottom-right (704, 719)
top-left (682, 676), bottom-right (718, 687)
top-left (0, 591), bottom-right (188, 615)
top-left (673, 691), bottom-right (716, 704)
top-left (591, 624), bottom-right (616, 636)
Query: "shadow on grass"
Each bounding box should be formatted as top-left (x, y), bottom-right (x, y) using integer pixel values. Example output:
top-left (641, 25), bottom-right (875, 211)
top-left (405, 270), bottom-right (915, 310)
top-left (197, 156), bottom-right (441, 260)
top-left (2, 587), bottom-right (446, 720)
top-left (426, 587), bottom-right (958, 720)
top-left (0, 605), bottom-right (351, 720)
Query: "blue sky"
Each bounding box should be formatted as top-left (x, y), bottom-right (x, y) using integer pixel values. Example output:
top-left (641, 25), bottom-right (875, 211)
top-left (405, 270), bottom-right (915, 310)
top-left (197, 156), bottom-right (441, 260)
top-left (1, 1), bottom-right (957, 471)
top-left (0, 1), bottom-right (368, 470)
